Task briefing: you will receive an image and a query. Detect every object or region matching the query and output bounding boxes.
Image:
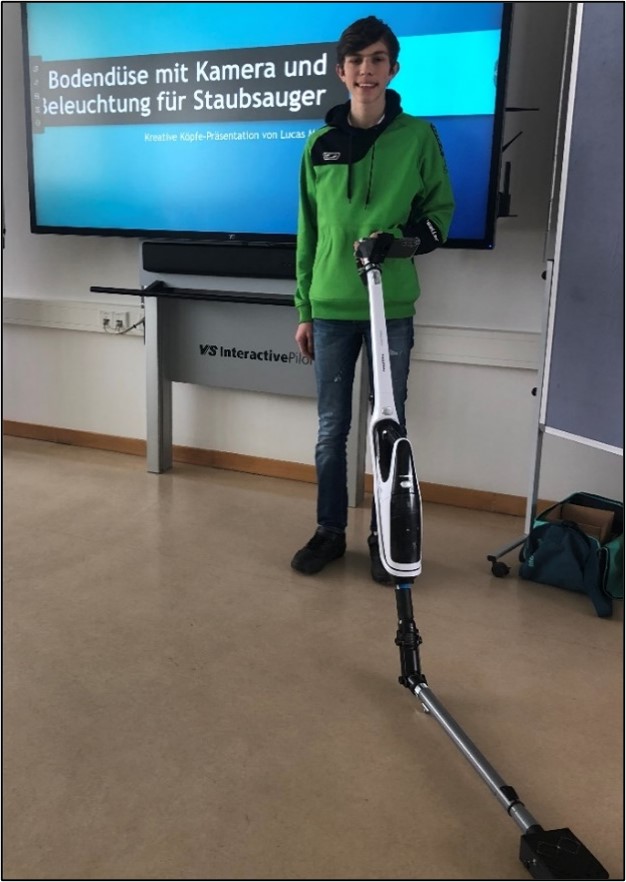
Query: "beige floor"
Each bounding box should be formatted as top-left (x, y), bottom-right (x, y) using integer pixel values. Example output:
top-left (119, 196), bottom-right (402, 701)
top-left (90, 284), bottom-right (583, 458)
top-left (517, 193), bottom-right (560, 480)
top-left (2, 436), bottom-right (624, 881)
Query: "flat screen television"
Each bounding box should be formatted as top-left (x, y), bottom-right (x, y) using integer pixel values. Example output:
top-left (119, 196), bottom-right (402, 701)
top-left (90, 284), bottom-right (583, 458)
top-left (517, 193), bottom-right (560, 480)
top-left (22, 2), bottom-right (512, 249)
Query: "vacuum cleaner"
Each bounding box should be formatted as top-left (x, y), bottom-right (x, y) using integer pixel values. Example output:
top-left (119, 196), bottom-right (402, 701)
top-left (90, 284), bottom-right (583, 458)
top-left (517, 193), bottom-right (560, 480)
top-left (354, 233), bottom-right (609, 880)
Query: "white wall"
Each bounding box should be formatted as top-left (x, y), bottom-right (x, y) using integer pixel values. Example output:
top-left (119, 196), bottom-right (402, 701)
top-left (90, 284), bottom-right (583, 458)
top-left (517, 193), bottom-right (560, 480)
top-left (2, 3), bottom-right (622, 503)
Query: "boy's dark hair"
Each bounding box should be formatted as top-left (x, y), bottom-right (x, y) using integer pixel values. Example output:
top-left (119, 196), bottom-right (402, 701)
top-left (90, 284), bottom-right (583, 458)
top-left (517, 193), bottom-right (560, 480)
top-left (336, 16), bottom-right (400, 68)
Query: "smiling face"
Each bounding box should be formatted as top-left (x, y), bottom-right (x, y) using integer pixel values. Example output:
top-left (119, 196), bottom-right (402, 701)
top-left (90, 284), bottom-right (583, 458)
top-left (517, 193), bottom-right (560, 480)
top-left (336, 40), bottom-right (399, 115)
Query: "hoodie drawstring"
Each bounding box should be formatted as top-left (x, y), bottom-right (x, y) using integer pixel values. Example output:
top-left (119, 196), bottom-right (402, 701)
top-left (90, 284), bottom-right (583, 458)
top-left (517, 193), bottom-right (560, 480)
top-left (347, 133), bottom-right (353, 201)
top-left (365, 142), bottom-right (376, 206)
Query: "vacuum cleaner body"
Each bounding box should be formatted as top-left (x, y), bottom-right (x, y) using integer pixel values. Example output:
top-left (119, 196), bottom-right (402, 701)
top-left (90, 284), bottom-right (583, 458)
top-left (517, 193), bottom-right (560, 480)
top-left (371, 420), bottom-right (422, 579)
top-left (358, 238), bottom-right (423, 581)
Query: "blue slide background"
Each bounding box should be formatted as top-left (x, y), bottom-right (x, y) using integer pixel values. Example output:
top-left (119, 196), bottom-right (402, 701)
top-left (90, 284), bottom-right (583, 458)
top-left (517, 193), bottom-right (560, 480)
top-left (25, 2), bottom-right (506, 240)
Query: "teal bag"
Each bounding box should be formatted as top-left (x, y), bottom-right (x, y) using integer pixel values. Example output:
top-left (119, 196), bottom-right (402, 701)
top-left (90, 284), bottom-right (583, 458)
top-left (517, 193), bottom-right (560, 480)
top-left (519, 493), bottom-right (623, 618)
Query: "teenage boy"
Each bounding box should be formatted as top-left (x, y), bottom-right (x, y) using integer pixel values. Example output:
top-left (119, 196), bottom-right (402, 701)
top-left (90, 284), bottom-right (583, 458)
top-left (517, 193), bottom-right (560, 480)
top-left (291, 16), bottom-right (454, 583)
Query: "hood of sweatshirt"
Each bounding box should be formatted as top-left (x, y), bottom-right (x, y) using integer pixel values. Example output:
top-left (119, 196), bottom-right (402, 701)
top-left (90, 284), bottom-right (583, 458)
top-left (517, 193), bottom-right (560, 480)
top-left (311, 89), bottom-right (404, 204)
top-left (324, 87), bottom-right (403, 131)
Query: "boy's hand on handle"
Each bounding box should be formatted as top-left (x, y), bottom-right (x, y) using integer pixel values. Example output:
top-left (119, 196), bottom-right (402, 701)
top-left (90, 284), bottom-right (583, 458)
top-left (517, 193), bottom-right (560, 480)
top-left (354, 232), bottom-right (383, 287)
top-left (295, 322), bottom-right (314, 359)
top-left (354, 230), bottom-right (382, 260)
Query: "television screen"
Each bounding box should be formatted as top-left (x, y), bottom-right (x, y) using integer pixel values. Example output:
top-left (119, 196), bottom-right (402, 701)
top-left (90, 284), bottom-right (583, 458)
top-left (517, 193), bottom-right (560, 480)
top-left (22, 2), bottom-right (511, 248)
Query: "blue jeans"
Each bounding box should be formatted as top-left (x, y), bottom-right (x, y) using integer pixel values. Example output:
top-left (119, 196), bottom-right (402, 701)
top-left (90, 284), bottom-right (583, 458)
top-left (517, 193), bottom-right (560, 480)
top-left (313, 317), bottom-right (414, 534)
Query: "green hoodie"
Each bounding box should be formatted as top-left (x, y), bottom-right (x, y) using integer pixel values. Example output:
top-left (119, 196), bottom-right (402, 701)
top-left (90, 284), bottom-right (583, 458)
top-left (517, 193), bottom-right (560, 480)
top-left (295, 90), bottom-right (454, 323)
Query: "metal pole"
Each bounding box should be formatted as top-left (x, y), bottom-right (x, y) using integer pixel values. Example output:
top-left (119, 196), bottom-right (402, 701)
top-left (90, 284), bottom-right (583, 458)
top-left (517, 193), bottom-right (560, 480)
top-left (144, 295), bottom-right (173, 474)
top-left (411, 682), bottom-right (541, 833)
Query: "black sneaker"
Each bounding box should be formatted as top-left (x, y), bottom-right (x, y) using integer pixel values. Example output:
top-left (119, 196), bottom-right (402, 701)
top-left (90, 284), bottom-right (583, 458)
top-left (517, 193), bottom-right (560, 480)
top-left (291, 528), bottom-right (346, 575)
top-left (368, 533), bottom-right (394, 585)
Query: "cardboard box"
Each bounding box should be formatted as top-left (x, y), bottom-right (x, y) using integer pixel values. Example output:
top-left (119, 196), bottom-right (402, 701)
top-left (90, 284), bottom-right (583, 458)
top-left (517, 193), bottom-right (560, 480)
top-left (546, 502), bottom-right (614, 544)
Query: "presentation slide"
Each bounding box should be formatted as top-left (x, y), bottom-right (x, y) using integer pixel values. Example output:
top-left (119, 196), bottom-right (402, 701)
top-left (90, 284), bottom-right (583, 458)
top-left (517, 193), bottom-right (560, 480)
top-left (24, 2), bottom-right (509, 245)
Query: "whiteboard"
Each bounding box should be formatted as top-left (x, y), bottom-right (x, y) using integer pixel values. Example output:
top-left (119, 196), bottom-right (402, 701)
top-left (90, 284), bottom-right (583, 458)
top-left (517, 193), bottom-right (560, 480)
top-left (541, 2), bottom-right (623, 454)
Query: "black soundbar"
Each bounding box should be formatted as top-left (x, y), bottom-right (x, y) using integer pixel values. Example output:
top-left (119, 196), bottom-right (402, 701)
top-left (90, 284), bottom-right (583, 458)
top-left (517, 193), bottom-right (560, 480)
top-left (142, 240), bottom-right (296, 280)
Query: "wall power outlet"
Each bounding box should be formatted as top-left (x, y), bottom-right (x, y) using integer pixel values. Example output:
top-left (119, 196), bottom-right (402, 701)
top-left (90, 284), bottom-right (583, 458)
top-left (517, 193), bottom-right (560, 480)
top-left (99, 310), bottom-right (131, 331)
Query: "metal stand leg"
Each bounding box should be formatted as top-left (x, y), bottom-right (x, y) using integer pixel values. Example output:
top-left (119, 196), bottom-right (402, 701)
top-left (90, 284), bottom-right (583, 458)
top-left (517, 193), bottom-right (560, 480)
top-left (144, 296), bottom-right (173, 473)
top-left (487, 262), bottom-right (555, 578)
